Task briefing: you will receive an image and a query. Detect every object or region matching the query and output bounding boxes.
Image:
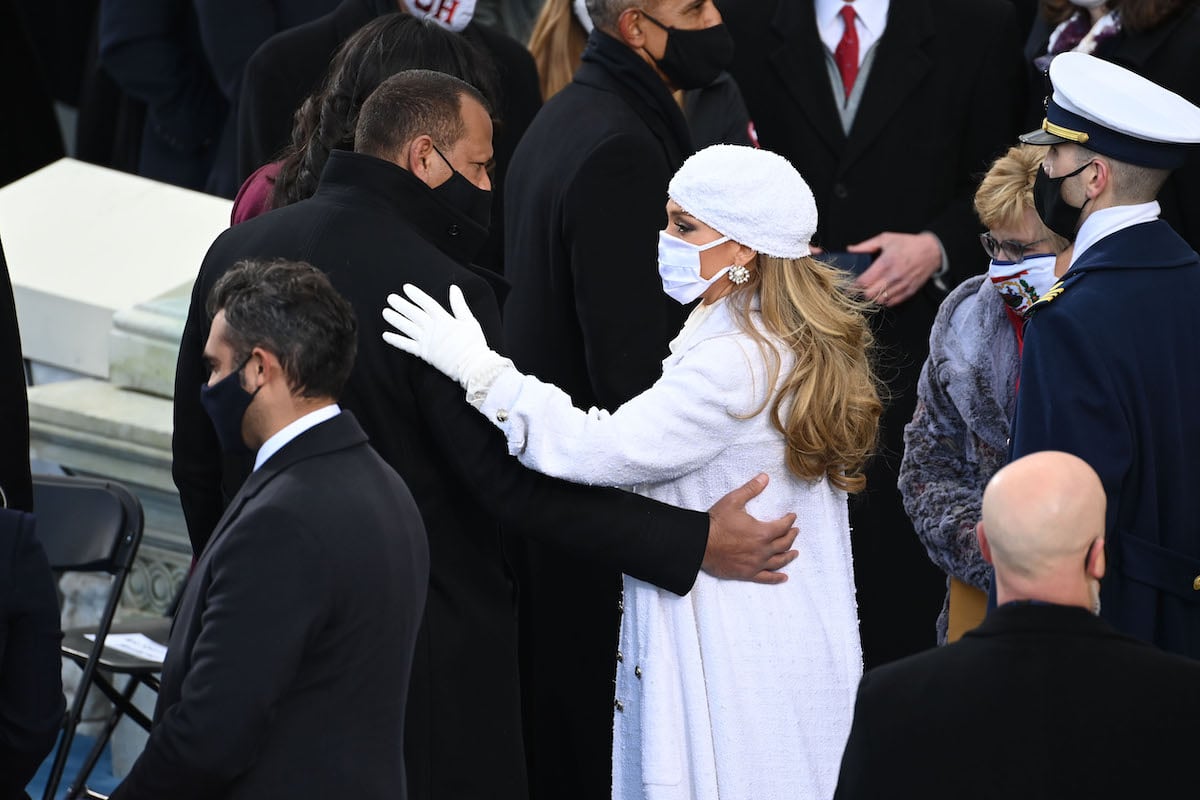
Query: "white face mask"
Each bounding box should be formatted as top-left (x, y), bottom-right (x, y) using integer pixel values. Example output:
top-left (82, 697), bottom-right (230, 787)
top-left (988, 254), bottom-right (1059, 317)
top-left (658, 231), bottom-right (731, 304)
top-left (574, 0), bottom-right (594, 32)
top-left (401, 0), bottom-right (476, 32)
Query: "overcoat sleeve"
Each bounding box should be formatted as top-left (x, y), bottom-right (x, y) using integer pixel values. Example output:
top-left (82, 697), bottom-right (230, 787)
top-left (1010, 307), bottom-right (1132, 524)
top-left (407, 280), bottom-right (710, 596)
top-left (899, 350), bottom-right (992, 592)
top-left (110, 506), bottom-right (331, 800)
top-left (477, 334), bottom-right (761, 487)
top-left (561, 132), bottom-right (687, 408)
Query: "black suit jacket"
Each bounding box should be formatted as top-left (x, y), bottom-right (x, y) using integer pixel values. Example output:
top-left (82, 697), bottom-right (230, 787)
top-left (721, 0), bottom-right (1027, 665)
top-left (0, 237), bottom-right (30, 514)
top-left (835, 603), bottom-right (1200, 799)
top-left (235, 0), bottom-right (542, 270)
top-left (171, 150), bottom-right (709, 799)
top-left (0, 508), bottom-right (63, 798)
top-left (114, 412), bottom-right (429, 800)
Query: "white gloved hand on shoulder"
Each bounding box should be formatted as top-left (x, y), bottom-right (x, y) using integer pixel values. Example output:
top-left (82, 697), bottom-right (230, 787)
top-left (382, 284), bottom-right (513, 397)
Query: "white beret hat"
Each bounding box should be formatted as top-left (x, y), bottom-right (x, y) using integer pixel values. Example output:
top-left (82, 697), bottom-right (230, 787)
top-left (667, 144), bottom-right (817, 259)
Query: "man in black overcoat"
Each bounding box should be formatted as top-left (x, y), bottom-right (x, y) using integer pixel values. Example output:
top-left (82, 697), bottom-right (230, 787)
top-left (720, 0), bottom-right (1027, 667)
top-left (236, 0), bottom-right (541, 270)
top-left (835, 452), bottom-right (1200, 799)
top-left (500, 3), bottom-right (741, 792)
top-left (115, 260), bottom-right (429, 799)
top-left (171, 70), bottom-right (797, 800)
top-left (1012, 53), bottom-right (1200, 658)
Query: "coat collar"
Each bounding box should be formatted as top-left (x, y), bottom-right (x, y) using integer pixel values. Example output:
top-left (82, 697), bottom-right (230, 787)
top-left (575, 30), bottom-right (693, 169)
top-left (966, 602), bottom-right (1124, 642)
top-left (199, 411), bottom-right (369, 558)
top-left (766, 0), bottom-right (934, 171)
top-left (316, 150), bottom-right (492, 267)
top-left (1070, 219), bottom-right (1198, 274)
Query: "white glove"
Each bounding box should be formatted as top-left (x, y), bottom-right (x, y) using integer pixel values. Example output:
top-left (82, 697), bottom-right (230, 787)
top-left (382, 284), bottom-right (513, 392)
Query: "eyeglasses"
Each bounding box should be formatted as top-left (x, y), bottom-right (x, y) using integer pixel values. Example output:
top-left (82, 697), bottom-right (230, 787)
top-left (979, 232), bottom-right (1050, 264)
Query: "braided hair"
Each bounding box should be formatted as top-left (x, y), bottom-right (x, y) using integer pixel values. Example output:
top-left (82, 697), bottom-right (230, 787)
top-left (271, 13), bottom-right (499, 210)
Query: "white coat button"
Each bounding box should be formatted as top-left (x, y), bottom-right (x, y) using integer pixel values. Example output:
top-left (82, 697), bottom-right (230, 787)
top-left (614, 699), bottom-right (624, 712)
top-left (634, 666), bottom-right (642, 679)
top-left (495, 409), bottom-right (509, 422)
top-left (616, 650), bottom-right (623, 663)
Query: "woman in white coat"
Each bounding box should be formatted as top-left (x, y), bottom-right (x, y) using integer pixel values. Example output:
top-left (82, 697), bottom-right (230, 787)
top-left (383, 144), bottom-right (882, 800)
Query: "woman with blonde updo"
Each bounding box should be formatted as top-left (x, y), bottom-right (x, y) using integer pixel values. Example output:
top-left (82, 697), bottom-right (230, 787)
top-left (382, 144), bottom-right (880, 800)
top-left (899, 144), bottom-right (1070, 644)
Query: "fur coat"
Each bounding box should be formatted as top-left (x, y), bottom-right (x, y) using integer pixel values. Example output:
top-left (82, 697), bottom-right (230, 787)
top-left (899, 275), bottom-right (1018, 643)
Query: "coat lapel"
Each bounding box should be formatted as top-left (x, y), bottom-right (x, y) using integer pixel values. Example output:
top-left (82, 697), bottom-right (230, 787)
top-left (197, 412), bottom-right (369, 559)
top-left (840, 0), bottom-right (935, 172)
top-left (767, 0), bottom-right (846, 156)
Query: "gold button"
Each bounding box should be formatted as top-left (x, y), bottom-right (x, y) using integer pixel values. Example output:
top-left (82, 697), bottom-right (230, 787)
top-left (495, 409), bottom-right (509, 423)
top-left (635, 666), bottom-right (642, 679)
top-left (614, 699), bottom-right (624, 712)
top-left (1192, 575), bottom-right (1200, 591)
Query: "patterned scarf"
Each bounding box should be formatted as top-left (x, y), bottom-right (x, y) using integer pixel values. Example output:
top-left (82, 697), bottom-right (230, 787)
top-left (1034, 9), bottom-right (1122, 72)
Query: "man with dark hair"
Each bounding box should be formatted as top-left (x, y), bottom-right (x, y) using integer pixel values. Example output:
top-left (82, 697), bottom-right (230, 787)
top-left (116, 259), bottom-right (429, 800)
top-left (172, 69), bottom-right (797, 799)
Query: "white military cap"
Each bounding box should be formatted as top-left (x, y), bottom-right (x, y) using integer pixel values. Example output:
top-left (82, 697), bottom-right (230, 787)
top-left (668, 145), bottom-right (817, 260)
top-left (1021, 52), bottom-right (1200, 169)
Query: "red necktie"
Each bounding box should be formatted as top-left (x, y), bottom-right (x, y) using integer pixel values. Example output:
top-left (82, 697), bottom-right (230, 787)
top-left (835, 4), bottom-right (859, 100)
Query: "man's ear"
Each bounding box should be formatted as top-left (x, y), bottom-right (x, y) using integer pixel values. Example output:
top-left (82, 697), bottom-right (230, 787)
top-left (405, 135), bottom-right (437, 183)
top-left (1087, 158), bottom-right (1111, 201)
top-left (248, 346), bottom-right (277, 390)
top-left (1085, 537), bottom-right (1106, 582)
top-left (976, 521), bottom-right (993, 566)
top-left (615, 7), bottom-right (647, 47)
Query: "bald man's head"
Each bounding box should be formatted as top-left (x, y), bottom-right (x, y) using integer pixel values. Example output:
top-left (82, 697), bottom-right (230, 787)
top-left (979, 452), bottom-right (1106, 605)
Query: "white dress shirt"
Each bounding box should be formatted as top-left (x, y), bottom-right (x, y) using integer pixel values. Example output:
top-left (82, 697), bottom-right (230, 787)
top-left (253, 404), bottom-right (341, 472)
top-left (816, 0), bottom-right (889, 66)
top-left (1070, 201), bottom-right (1161, 269)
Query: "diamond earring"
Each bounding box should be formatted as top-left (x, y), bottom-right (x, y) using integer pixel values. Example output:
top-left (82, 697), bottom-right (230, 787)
top-left (728, 264), bottom-right (751, 285)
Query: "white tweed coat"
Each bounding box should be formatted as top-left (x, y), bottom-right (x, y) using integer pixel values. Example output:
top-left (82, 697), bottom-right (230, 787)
top-left (479, 295), bottom-right (862, 800)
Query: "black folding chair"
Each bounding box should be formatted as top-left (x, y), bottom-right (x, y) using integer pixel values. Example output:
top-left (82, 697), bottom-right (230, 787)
top-left (34, 475), bottom-right (152, 800)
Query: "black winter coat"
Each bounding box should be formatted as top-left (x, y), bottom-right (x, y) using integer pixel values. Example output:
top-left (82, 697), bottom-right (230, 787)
top-left (171, 150), bottom-right (709, 799)
top-left (835, 603), bottom-right (1200, 799)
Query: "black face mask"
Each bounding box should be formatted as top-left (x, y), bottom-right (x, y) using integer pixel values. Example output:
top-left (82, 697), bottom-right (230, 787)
top-left (431, 145), bottom-right (492, 231)
top-left (199, 355), bottom-right (260, 455)
top-left (1033, 160), bottom-right (1093, 243)
top-left (640, 11), bottom-right (734, 90)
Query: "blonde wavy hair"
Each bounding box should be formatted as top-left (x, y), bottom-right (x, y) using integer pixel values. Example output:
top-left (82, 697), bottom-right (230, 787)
top-left (725, 255), bottom-right (883, 493)
top-left (528, 0), bottom-right (588, 100)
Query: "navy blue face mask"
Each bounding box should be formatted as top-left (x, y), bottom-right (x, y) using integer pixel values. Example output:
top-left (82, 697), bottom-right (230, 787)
top-left (199, 355), bottom-right (261, 455)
